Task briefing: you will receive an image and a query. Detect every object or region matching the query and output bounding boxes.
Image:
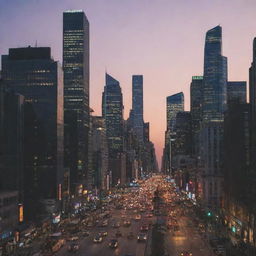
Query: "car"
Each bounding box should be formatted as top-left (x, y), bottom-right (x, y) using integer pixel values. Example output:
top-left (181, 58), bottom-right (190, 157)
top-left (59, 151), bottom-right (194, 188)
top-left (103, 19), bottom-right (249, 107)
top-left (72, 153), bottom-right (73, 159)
top-left (115, 230), bottom-right (122, 237)
top-left (127, 231), bottom-right (134, 239)
top-left (180, 252), bottom-right (192, 256)
top-left (87, 222), bottom-right (94, 227)
top-left (137, 233), bottom-right (147, 242)
top-left (101, 220), bottom-right (108, 227)
top-left (134, 215), bottom-right (141, 221)
top-left (93, 235), bottom-right (103, 243)
top-left (109, 239), bottom-right (118, 248)
top-left (140, 225), bottom-right (149, 232)
top-left (68, 243), bottom-right (80, 252)
top-left (99, 231), bottom-right (108, 236)
top-left (123, 220), bottom-right (131, 227)
top-left (67, 236), bottom-right (79, 241)
top-left (112, 222), bottom-right (121, 228)
top-left (81, 231), bottom-right (90, 237)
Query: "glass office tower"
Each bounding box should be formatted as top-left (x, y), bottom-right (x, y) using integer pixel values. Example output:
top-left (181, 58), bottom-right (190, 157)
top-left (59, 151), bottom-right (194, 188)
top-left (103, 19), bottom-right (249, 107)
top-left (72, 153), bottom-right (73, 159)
top-left (63, 10), bottom-right (90, 189)
top-left (102, 73), bottom-right (124, 156)
top-left (203, 25), bottom-right (227, 122)
top-left (166, 92), bottom-right (184, 132)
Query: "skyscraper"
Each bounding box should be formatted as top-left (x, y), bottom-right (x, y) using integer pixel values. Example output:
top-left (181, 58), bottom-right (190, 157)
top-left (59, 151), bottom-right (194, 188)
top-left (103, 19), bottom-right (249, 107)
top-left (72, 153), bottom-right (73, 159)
top-left (102, 73), bottom-right (124, 185)
top-left (190, 76), bottom-right (203, 155)
top-left (203, 25), bottom-right (227, 122)
top-left (63, 10), bottom-right (90, 191)
top-left (166, 92), bottom-right (184, 132)
top-left (1, 47), bottom-right (64, 219)
top-left (132, 75), bottom-right (144, 142)
top-left (249, 38), bottom-right (256, 122)
top-left (249, 37), bottom-right (256, 213)
top-left (91, 116), bottom-right (108, 190)
top-left (102, 73), bottom-right (124, 155)
top-left (199, 26), bottom-right (227, 210)
top-left (163, 92), bottom-right (184, 173)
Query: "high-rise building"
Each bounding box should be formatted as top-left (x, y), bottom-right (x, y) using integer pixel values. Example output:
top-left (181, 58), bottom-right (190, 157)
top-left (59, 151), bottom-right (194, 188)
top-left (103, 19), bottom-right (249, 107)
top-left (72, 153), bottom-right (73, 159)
top-left (102, 73), bottom-right (124, 185)
top-left (91, 116), bottom-right (108, 190)
top-left (166, 92), bottom-right (184, 132)
top-left (227, 81), bottom-right (246, 106)
top-left (249, 37), bottom-right (256, 222)
top-left (199, 26), bottom-right (227, 210)
top-left (1, 47), bottom-right (64, 219)
top-left (163, 92), bottom-right (184, 173)
top-left (102, 73), bottom-right (124, 156)
top-left (203, 25), bottom-right (227, 122)
top-left (63, 10), bottom-right (90, 191)
top-left (132, 75), bottom-right (144, 142)
top-left (249, 38), bottom-right (256, 122)
top-left (190, 76), bottom-right (203, 155)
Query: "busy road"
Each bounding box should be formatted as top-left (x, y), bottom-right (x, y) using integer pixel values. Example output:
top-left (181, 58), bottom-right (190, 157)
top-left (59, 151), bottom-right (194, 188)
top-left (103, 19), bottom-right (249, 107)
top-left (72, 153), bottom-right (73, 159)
top-left (15, 175), bottom-right (226, 256)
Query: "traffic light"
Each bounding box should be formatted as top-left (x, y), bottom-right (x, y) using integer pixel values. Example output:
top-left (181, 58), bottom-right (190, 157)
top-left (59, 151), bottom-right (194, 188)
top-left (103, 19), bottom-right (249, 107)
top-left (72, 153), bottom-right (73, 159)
top-left (207, 211), bottom-right (212, 217)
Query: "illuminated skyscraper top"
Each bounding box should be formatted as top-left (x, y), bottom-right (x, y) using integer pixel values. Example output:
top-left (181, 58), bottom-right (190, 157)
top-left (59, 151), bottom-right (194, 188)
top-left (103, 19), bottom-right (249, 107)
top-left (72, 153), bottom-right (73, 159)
top-left (203, 25), bottom-right (227, 122)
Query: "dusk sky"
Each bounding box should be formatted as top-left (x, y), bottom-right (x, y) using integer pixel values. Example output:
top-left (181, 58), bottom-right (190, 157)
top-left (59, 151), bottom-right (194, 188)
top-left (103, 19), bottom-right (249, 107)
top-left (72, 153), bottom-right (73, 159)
top-left (1, 0), bottom-right (256, 166)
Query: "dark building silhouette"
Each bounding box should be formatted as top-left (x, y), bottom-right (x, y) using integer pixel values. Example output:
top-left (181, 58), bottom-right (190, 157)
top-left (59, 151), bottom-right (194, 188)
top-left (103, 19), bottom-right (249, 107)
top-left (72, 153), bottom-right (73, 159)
top-left (63, 10), bottom-right (90, 191)
top-left (249, 37), bottom-right (256, 223)
top-left (223, 102), bottom-right (250, 239)
top-left (190, 76), bottom-right (203, 155)
top-left (227, 81), bottom-right (246, 106)
top-left (132, 75), bottom-right (144, 142)
top-left (1, 47), bottom-right (64, 220)
top-left (0, 81), bottom-right (24, 201)
top-left (173, 111), bottom-right (192, 156)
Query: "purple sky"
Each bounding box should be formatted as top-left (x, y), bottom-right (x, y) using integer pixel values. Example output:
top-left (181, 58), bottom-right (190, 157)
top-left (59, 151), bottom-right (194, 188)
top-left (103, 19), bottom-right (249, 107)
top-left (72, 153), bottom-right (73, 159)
top-left (1, 0), bottom-right (256, 166)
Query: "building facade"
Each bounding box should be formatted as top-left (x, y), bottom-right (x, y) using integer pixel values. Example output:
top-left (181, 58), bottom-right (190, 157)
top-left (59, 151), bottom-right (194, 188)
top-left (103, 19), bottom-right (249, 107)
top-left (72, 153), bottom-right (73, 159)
top-left (227, 81), bottom-right (246, 106)
top-left (102, 73), bottom-right (125, 185)
top-left (1, 47), bottom-right (64, 220)
top-left (91, 116), bottom-right (109, 190)
top-left (63, 10), bottom-right (90, 191)
top-left (132, 75), bottom-right (144, 142)
top-left (199, 26), bottom-right (227, 210)
top-left (190, 76), bottom-right (203, 156)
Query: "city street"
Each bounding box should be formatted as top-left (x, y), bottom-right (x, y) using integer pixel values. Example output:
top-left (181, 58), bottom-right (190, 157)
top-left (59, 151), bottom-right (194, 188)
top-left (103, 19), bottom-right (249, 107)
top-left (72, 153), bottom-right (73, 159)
top-left (166, 215), bottom-right (214, 256)
top-left (56, 208), bottom-right (148, 256)
top-left (11, 176), bottom-right (224, 256)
